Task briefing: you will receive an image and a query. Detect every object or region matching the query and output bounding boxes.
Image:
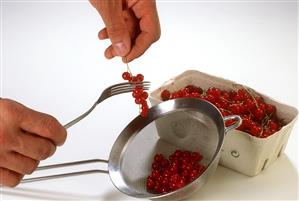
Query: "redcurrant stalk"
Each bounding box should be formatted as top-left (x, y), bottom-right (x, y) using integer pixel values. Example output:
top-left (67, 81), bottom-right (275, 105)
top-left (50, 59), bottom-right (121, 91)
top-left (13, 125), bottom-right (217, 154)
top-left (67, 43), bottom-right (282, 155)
top-left (239, 85), bottom-right (259, 109)
top-left (122, 60), bottom-right (149, 118)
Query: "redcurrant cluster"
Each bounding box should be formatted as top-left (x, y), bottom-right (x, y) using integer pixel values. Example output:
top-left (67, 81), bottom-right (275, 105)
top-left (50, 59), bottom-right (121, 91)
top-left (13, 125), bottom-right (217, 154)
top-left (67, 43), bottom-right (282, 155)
top-left (160, 85), bottom-right (283, 138)
top-left (146, 150), bottom-right (205, 194)
top-left (122, 72), bottom-right (149, 117)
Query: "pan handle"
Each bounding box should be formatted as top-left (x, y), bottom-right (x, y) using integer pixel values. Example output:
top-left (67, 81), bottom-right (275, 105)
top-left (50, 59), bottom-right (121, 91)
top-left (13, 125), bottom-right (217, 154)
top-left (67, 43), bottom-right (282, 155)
top-left (223, 115), bottom-right (242, 134)
top-left (21, 159), bottom-right (109, 183)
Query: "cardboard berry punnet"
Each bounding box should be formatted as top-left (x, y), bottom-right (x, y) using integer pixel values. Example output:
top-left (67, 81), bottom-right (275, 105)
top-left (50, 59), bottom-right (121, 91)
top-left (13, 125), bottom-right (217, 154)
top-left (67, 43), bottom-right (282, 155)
top-left (149, 70), bottom-right (298, 176)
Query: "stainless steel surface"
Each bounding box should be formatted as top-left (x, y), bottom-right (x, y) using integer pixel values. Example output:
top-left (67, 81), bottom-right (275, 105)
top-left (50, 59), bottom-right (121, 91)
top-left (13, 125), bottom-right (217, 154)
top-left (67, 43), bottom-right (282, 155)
top-left (223, 115), bottom-right (243, 134)
top-left (21, 98), bottom-right (241, 201)
top-left (64, 81), bottom-right (151, 129)
top-left (21, 159), bottom-right (109, 183)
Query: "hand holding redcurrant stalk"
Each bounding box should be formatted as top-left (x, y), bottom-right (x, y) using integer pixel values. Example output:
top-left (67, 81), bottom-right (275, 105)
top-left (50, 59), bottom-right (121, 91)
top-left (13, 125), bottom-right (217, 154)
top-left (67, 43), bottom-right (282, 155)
top-left (89, 0), bottom-right (161, 63)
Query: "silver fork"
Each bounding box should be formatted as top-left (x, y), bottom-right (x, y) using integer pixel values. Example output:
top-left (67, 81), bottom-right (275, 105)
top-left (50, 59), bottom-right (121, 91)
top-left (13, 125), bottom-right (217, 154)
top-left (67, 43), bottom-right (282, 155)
top-left (64, 81), bottom-right (151, 129)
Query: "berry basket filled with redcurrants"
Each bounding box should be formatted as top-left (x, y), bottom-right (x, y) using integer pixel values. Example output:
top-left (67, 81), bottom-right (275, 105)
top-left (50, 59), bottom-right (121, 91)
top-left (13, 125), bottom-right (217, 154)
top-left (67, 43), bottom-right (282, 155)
top-left (149, 70), bottom-right (298, 176)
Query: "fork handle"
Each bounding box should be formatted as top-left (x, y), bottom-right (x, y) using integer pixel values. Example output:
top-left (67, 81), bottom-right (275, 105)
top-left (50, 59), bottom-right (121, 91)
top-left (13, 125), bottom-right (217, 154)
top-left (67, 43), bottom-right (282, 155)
top-left (64, 102), bottom-right (98, 129)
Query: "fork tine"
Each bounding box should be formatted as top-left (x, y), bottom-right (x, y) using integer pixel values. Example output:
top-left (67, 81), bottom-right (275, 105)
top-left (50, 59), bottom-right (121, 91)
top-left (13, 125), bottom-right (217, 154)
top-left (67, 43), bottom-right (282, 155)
top-left (111, 87), bottom-right (150, 96)
top-left (111, 81), bottom-right (151, 91)
top-left (111, 85), bottom-right (150, 94)
top-left (111, 89), bottom-right (149, 96)
top-left (111, 86), bottom-right (150, 93)
top-left (111, 84), bottom-right (151, 93)
top-left (111, 82), bottom-right (151, 93)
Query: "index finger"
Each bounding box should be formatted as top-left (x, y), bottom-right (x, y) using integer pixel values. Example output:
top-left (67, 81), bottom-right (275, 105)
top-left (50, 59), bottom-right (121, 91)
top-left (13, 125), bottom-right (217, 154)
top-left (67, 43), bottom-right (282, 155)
top-left (19, 106), bottom-right (67, 146)
top-left (123, 31), bottom-right (156, 62)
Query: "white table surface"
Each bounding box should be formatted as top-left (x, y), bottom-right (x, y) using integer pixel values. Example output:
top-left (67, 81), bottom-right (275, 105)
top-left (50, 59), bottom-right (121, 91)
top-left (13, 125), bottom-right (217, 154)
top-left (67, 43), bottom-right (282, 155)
top-left (1, 0), bottom-right (298, 200)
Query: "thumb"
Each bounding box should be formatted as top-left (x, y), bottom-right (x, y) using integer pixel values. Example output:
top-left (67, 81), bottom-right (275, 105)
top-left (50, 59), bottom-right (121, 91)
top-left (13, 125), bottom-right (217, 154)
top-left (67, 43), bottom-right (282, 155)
top-left (91, 0), bottom-right (131, 57)
top-left (106, 18), bottom-right (131, 57)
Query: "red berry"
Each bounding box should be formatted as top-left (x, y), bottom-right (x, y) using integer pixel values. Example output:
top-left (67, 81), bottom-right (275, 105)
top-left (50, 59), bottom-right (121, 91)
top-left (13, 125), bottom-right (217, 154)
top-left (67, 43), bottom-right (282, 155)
top-left (258, 103), bottom-right (266, 111)
top-left (232, 94), bottom-right (242, 102)
top-left (182, 151), bottom-right (191, 159)
top-left (194, 86), bottom-right (203, 94)
top-left (161, 159), bottom-right (170, 168)
top-left (161, 178), bottom-right (169, 188)
top-left (152, 162), bottom-right (160, 170)
top-left (147, 178), bottom-right (155, 190)
top-left (268, 119), bottom-right (279, 131)
top-left (142, 91), bottom-right (149, 99)
top-left (154, 182), bottom-right (162, 193)
top-left (261, 128), bottom-right (272, 138)
top-left (244, 98), bottom-right (255, 111)
top-left (222, 91), bottom-right (230, 100)
top-left (135, 98), bottom-right (143, 104)
top-left (205, 94), bottom-right (216, 104)
top-left (140, 108), bottom-right (148, 117)
top-left (220, 109), bottom-right (231, 117)
top-left (174, 150), bottom-right (183, 158)
top-left (181, 169), bottom-right (189, 177)
top-left (237, 89), bottom-right (248, 99)
top-left (253, 108), bottom-right (265, 121)
top-left (132, 87), bottom-right (143, 98)
top-left (169, 181), bottom-right (177, 190)
top-left (229, 104), bottom-right (241, 114)
top-left (154, 154), bottom-right (164, 162)
top-left (255, 96), bottom-right (264, 103)
top-left (238, 115), bottom-right (251, 130)
top-left (176, 178), bottom-right (186, 188)
top-left (136, 74), bottom-right (144, 82)
top-left (122, 72), bottom-right (131, 80)
top-left (214, 101), bottom-right (222, 109)
top-left (266, 104), bottom-right (276, 115)
top-left (207, 87), bottom-right (221, 98)
top-left (225, 119), bottom-right (236, 127)
top-left (141, 102), bottom-right (149, 110)
top-left (191, 152), bottom-right (202, 161)
top-left (162, 170), bottom-right (171, 179)
top-left (161, 89), bottom-right (171, 101)
top-left (250, 125), bottom-right (262, 137)
top-left (219, 99), bottom-right (229, 109)
top-left (152, 170), bottom-right (160, 179)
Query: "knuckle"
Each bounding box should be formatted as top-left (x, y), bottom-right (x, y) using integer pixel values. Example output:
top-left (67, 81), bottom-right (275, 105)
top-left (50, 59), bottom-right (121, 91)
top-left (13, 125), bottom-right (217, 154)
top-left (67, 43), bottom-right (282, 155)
top-left (0, 129), bottom-right (6, 147)
top-left (58, 128), bottom-right (67, 146)
top-left (10, 174), bottom-right (23, 187)
top-left (0, 132), bottom-right (15, 151)
top-left (11, 135), bottom-right (23, 153)
top-left (41, 115), bottom-right (59, 132)
top-left (0, 99), bottom-right (23, 121)
top-left (106, 23), bottom-right (126, 38)
top-left (37, 140), bottom-right (55, 160)
top-left (25, 160), bottom-right (39, 174)
top-left (0, 154), bottom-right (7, 166)
top-left (0, 100), bottom-right (18, 148)
top-left (154, 31), bottom-right (161, 41)
top-left (0, 168), bottom-right (23, 187)
top-left (0, 98), bottom-right (12, 110)
top-left (41, 116), bottom-right (61, 138)
top-left (41, 115), bottom-right (66, 146)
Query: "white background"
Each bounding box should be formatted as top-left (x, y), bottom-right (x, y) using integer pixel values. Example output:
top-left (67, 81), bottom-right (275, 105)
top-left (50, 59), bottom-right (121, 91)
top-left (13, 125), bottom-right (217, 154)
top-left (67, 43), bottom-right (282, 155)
top-left (1, 0), bottom-right (298, 200)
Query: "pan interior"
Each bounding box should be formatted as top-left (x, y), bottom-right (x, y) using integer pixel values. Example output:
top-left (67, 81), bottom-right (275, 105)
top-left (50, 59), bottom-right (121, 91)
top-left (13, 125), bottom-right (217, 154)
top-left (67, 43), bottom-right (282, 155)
top-left (114, 107), bottom-right (221, 197)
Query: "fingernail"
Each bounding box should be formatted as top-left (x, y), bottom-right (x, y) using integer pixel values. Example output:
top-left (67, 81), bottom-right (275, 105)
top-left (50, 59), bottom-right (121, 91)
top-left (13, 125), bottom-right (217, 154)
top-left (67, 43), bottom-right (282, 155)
top-left (113, 42), bottom-right (127, 56)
